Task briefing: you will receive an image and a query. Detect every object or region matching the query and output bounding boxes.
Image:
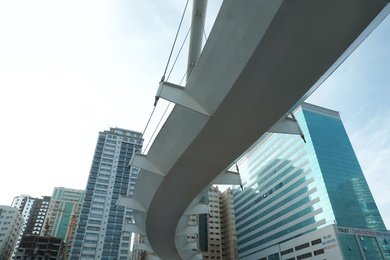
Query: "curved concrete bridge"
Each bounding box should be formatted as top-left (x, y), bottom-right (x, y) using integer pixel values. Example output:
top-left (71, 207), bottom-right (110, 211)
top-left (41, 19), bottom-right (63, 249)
top-left (117, 0), bottom-right (390, 259)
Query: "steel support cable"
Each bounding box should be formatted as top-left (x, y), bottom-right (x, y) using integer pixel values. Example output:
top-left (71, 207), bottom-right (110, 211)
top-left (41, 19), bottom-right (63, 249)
top-left (145, 7), bottom-right (196, 151)
top-left (166, 24), bottom-right (193, 82)
top-left (141, 105), bottom-right (157, 137)
top-left (143, 0), bottom-right (190, 140)
top-left (145, 5), bottom-right (204, 149)
top-left (143, 102), bottom-right (172, 153)
top-left (202, 17), bottom-right (208, 42)
top-left (161, 0), bottom-right (191, 82)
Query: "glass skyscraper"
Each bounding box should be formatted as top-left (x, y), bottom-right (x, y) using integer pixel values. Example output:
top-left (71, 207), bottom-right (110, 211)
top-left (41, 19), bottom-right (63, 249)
top-left (233, 103), bottom-right (386, 259)
top-left (70, 127), bottom-right (143, 260)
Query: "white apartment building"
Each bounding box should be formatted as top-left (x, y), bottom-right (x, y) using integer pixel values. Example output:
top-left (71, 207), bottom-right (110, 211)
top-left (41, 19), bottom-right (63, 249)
top-left (0, 205), bottom-right (24, 260)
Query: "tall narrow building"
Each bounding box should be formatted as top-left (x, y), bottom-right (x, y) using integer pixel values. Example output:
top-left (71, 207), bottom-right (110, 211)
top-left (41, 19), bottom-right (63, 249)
top-left (220, 188), bottom-right (238, 260)
top-left (70, 127), bottom-right (143, 260)
top-left (42, 187), bottom-right (84, 259)
top-left (11, 195), bottom-right (37, 256)
top-left (200, 186), bottom-right (223, 259)
top-left (11, 196), bottom-right (51, 259)
top-left (233, 103), bottom-right (387, 259)
top-left (197, 186), bottom-right (238, 260)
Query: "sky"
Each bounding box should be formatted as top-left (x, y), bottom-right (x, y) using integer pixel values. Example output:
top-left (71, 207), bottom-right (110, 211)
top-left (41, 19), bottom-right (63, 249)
top-left (0, 1), bottom-right (389, 228)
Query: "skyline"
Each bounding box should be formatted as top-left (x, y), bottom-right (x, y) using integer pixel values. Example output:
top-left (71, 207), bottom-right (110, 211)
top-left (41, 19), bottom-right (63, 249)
top-left (0, 1), bottom-right (389, 229)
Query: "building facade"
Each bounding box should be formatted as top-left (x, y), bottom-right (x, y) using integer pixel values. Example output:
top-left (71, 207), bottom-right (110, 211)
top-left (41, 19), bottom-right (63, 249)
top-left (197, 186), bottom-right (238, 259)
top-left (0, 206), bottom-right (24, 260)
top-left (220, 188), bottom-right (238, 259)
top-left (247, 224), bottom-right (390, 260)
top-left (70, 127), bottom-right (143, 260)
top-left (10, 195), bottom-right (51, 259)
top-left (11, 195), bottom-right (37, 255)
top-left (42, 187), bottom-right (84, 259)
top-left (24, 196), bottom-right (51, 236)
top-left (200, 186), bottom-right (223, 259)
top-left (233, 103), bottom-right (386, 259)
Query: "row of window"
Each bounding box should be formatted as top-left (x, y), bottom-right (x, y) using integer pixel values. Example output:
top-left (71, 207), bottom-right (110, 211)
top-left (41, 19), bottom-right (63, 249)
top-left (282, 238), bottom-right (322, 255)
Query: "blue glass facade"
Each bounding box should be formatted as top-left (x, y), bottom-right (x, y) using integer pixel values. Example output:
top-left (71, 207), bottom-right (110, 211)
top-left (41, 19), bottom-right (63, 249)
top-left (70, 128), bottom-right (143, 260)
top-left (233, 103), bottom-right (386, 259)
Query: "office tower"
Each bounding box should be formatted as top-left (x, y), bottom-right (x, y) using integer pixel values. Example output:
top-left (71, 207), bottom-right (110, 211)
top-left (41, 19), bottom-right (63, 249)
top-left (42, 187), bottom-right (84, 259)
top-left (233, 103), bottom-right (386, 259)
top-left (70, 127), bottom-right (143, 260)
top-left (0, 206), bottom-right (24, 260)
top-left (197, 186), bottom-right (238, 260)
top-left (11, 195), bottom-right (50, 258)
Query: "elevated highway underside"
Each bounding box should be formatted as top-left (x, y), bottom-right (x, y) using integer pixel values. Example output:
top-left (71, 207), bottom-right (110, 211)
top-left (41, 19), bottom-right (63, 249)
top-left (120, 0), bottom-right (389, 259)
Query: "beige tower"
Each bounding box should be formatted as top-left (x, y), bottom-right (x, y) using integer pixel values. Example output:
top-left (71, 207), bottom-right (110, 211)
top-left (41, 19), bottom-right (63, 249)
top-left (220, 188), bottom-right (238, 260)
top-left (199, 186), bottom-right (238, 260)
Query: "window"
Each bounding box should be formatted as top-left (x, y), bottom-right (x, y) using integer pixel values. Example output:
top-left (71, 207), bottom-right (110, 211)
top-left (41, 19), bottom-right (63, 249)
top-left (84, 240), bottom-right (97, 244)
top-left (311, 238), bottom-right (321, 245)
top-left (281, 248), bottom-right (294, 255)
top-left (314, 248), bottom-right (324, 255)
top-left (85, 233), bottom-right (99, 238)
top-left (295, 243), bottom-right (310, 251)
top-left (297, 252), bottom-right (312, 260)
top-left (87, 226), bottom-right (100, 231)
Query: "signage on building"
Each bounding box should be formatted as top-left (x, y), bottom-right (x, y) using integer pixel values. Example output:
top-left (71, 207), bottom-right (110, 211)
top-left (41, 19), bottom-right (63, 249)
top-left (322, 236), bottom-right (337, 251)
top-left (336, 226), bottom-right (390, 238)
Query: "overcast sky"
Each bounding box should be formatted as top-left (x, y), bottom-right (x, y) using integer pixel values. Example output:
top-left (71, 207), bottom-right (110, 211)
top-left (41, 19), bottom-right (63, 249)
top-left (0, 1), bottom-right (389, 228)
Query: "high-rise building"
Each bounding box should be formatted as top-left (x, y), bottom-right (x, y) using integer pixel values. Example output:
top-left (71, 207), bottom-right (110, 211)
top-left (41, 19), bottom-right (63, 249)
top-left (197, 186), bottom-right (238, 260)
top-left (200, 186), bottom-right (223, 259)
top-left (70, 127), bottom-right (143, 260)
top-left (11, 195), bottom-right (51, 259)
top-left (0, 205), bottom-right (24, 260)
top-left (42, 187), bottom-right (84, 259)
top-left (220, 188), bottom-right (238, 259)
top-left (233, 103), bottom-right (387, 259)
top-left (11, 195), bottom-right (37, 256)
top-left (23, 196), bottom-right (51, 236)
